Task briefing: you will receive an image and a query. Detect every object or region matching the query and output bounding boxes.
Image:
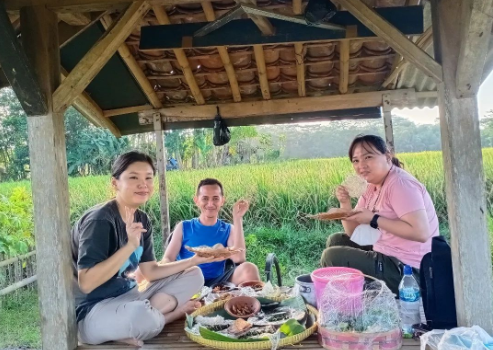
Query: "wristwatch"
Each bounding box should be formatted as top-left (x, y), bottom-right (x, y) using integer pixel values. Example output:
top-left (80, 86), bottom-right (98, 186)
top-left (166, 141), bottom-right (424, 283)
top-left (370, 214), bottom-right (380, 229)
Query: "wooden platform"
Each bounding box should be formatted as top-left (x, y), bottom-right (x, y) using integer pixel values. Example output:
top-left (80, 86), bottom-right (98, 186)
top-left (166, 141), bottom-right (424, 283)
top-left (77, 319), bottom-right (421, 350)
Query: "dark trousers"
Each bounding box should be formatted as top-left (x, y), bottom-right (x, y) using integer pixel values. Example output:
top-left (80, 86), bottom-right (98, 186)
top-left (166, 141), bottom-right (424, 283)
top-left (204, 259), bottom-right (237, 288)
top-left (320, 233), bottom-right (406, 295)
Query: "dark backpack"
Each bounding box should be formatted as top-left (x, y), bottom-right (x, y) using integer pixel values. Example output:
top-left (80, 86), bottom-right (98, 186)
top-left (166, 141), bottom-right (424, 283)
top-left (213, 108), bottom-right (231, 146)
top-left (419, 236), bottom-right (458, 330)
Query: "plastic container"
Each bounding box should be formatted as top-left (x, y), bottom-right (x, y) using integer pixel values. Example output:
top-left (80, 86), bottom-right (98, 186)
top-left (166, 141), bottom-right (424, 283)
top-left (311, 267), bottom-right (364, 307)
top-left (398, 265), bottom-right (421, 338)
top-left (318, 326), bottom-right (403, 350)
top-left (295, 274), bottom-right (317, 307)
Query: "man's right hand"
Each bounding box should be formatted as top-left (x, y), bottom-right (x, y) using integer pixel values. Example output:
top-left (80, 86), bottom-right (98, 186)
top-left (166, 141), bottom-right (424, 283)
top-left (335, 185), bottom-right (351, 206)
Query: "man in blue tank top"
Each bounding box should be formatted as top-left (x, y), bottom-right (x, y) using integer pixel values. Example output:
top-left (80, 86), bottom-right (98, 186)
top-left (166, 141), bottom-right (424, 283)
top-left (162, 178), bottom-right (260, 287)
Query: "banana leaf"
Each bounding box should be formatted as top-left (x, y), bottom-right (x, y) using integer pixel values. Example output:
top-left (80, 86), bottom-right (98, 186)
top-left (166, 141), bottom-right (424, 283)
top-left (186, 314), bottom-right (194, 329)
top-left (199, 327), bottom-right (268, 342)
top-left (279, 319), bottom-right (306, 337)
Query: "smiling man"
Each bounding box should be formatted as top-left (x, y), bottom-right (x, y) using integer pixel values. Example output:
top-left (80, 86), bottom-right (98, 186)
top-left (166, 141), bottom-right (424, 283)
top-left (163, 178), bottom-right (260, 287)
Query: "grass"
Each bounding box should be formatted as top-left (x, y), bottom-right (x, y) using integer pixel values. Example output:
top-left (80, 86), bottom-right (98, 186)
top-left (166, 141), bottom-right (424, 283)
top-left (0, 289), bottom-right (41, 349)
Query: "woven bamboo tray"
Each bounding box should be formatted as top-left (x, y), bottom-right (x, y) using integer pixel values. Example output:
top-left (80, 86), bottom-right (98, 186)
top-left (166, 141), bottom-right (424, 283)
top-left (185, 296), bottom-right (319, 350)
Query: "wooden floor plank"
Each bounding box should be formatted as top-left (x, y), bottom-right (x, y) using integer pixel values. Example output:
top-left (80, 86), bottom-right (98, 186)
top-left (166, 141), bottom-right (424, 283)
top-left (77, 320), bottom-right (422, 349)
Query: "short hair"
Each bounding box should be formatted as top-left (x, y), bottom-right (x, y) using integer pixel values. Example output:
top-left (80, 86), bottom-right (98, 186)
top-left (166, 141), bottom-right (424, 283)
top-left (111, 151), bottom-right (156, 179)
top-left (196, 178), bottom-right (224, 196)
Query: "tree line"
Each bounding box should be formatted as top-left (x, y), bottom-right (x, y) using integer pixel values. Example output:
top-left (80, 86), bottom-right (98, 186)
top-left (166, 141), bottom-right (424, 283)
top-left (1, 87), bottom-right (492, 182)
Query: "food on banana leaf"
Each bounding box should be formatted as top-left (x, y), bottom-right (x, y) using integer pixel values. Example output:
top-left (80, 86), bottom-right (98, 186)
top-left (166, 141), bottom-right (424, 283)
top-left (186, 244), bottom-right (244, 258)
top-left (228, 318), bottom-right (253, 336)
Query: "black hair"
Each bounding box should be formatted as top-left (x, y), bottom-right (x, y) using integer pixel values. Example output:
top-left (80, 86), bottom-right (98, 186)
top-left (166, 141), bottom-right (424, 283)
top-left (196, 178), bottom-right (224, 196)
top-left (111, 151), bottom-right (156, 179)
top-left (348, 134), bottom-right (402, 168)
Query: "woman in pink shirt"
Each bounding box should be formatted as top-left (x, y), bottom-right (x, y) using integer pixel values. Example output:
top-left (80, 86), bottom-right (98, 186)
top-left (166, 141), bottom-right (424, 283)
top-left (320, 135), bottom-right (439, 293)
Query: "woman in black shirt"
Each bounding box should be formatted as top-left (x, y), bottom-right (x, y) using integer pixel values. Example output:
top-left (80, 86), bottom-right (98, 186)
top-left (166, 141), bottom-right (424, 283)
top-left (71, 151), bottom-right (224, 346)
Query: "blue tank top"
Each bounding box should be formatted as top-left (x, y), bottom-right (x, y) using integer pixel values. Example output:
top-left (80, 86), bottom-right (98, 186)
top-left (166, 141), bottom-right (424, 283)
top-left (177, 218), bottom-right (231, 280)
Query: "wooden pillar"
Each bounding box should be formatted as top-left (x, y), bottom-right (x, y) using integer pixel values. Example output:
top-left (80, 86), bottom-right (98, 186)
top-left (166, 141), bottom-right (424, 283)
top-left (20, 6), bottom-right (77, 350)
top-left (153, 113), bottom-right (171, 249)
top-left (432, 0), bottom-right (493, 333)
top-left (382, 94), bottom-right (395, 154)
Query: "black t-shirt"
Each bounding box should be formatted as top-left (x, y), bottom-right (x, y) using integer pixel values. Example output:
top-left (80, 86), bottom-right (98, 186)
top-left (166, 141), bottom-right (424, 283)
top-left (71, 200), bottom-right (155, 322)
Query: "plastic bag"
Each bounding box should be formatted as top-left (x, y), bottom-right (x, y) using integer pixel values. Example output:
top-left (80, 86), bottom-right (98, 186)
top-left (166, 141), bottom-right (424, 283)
top-left (421, 326), bottom-right (493, 350)
top-left (319, 273), bottom-right (400, 333)
top-left (213, 108), bottom-right (231, 146)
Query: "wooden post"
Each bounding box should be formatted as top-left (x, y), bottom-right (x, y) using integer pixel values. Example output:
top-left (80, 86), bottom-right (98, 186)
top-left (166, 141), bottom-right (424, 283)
top-left (21, 5), bottom-right (77, 350)
top-left (432, 0), bottom-right (493, 333)
top-left (382, 94), bottom-right (394, 154)
top-left (153, 113), bottom-right (171, 249)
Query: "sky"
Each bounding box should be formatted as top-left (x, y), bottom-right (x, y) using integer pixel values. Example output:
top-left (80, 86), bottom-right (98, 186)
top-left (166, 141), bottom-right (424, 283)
top-left (395, 71), bottom-right (493, 124)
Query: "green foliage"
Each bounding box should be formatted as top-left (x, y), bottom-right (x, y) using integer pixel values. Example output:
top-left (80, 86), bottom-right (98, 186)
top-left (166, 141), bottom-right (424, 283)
top-left (0, 89), bottom-right (131, 180)
top-left (0, 187), bottom-right (34, 256)
top-left (65, 108), bottom-right (129, 176)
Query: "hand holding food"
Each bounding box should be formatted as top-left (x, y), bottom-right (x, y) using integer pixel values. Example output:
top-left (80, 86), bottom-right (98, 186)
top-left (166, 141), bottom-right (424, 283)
top-left (307, 208), bottom-right (351, 221)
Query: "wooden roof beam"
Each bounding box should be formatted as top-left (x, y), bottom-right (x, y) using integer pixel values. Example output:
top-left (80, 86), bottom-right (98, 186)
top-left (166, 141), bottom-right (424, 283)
top-left (103, 104), bottom-right (152, 117)
top-left (382, 26), bottom-right (433, 89)
top-left (59, 11), bottom-right (108, 48)
top-left (61, 69), bottom-right (121, 136)
top-left (455, 0), bottom-right (493, 97)
top-left (152, 5), bottom-right (205, 104)
top-left (53, 1), bottom-right (150, 112)
top-left (140, 89), bottom-right (419, 121)
top-left (100, 14), bottom-right (163, 108)
top-left (292, 0), bottom-right (305, 97)
top-left (201, 1), bottom-right (241, 102)
top-left (336, 0), bottom-right (442, 82)
top-left (0, 1), bottom-right (48, 115)
top-left (58, 12), bottom-right (91, 25)
top-left (293, 0), bottom-right (303, 17)
top-left (162, 107), bottom-right (382, 130)
top-left (236, 0), bottom-right (275, 36)
top-left (253, 45), bottom-right (271, 99)
top-left (5, 0), bottom-right (211, 12)
top-left (73, 92), bottom-right (122, 137)
top-left (294, 43), bottom-right (306, 97)
top-left (338, 41), bottom-right (350, 94)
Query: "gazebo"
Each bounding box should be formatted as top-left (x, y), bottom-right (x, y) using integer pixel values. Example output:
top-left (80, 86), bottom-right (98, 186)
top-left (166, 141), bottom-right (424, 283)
top-left (1, 0), bottom-right (492, 349)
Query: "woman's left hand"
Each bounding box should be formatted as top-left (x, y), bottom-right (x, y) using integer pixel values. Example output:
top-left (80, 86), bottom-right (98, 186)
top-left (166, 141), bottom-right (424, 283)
top-left (345, 208), bottom-right (375, 225)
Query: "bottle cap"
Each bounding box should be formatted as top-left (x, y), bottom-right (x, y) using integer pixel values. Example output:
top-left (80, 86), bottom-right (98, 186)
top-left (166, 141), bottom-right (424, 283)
top-left (404, 265), bottom-right (413, 275)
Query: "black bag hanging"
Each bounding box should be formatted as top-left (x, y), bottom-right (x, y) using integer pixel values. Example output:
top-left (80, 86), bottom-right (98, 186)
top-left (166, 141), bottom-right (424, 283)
top-left (213, 107), bottom-right (231, 146)
top-left (419, 236), bottom-right (458, 330)
top-left (304, 0), bottom-right (337, 25)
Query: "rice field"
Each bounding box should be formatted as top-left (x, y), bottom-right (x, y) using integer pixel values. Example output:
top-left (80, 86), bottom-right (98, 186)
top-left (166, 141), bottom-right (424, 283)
top-left (2, 149), bottom-right (493, 232)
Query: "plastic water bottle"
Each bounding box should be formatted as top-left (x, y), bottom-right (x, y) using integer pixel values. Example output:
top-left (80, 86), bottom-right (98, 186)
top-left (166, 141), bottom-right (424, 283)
top-left (398, 265), bottom-right (421, 338)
